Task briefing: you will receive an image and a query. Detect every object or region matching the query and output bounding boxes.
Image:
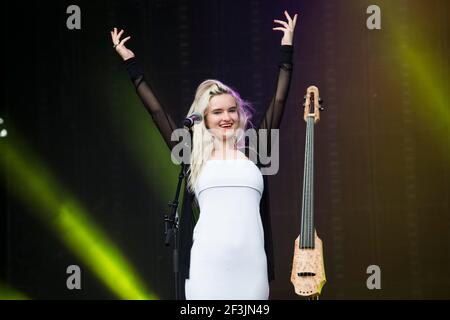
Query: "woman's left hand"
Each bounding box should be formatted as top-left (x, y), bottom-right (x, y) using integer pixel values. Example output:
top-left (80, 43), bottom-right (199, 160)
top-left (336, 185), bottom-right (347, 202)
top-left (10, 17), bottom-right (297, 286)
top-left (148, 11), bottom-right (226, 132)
top-left (273, 10), bottom-right (298, 46)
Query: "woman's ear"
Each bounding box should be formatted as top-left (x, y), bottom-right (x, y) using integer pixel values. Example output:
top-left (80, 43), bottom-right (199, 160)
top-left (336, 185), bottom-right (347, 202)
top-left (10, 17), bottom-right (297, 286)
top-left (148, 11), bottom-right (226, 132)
top-left (203, 111), bottom-right (209, 129)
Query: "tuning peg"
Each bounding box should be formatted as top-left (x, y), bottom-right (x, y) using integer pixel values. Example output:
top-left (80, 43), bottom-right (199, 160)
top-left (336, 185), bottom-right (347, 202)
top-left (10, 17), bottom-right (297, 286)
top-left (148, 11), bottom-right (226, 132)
top-left (319, 98), bottom-right (324, 104)
top-left (319, 106), bottom-right (325, 111)
top-left (303, 95), bottom-right (307, 101)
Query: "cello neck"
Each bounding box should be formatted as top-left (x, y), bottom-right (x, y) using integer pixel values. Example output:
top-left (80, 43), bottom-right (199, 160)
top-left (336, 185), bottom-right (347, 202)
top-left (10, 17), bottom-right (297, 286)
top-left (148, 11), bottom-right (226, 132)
top-left (300, 116), bottom-right (315, 249)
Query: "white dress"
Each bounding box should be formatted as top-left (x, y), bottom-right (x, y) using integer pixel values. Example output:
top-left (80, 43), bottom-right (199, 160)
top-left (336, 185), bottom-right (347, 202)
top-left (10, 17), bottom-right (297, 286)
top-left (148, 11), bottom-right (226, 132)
top-left (184, 159), bottom-right (269, 300)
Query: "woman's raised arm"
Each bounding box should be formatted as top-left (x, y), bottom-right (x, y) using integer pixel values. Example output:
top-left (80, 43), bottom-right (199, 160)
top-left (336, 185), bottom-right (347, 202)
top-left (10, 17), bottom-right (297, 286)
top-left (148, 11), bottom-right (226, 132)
top-left (259, 11), bottom-right (298, 131)
top-left (111, 28), bottom-right (178, 150)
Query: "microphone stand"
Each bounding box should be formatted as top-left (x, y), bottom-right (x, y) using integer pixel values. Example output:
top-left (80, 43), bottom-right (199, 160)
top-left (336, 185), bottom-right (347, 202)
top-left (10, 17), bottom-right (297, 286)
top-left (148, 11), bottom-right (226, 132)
top-left (164, 126), bottom-right (192, 300)
top-left (164, 163), bottom-right (187, 300)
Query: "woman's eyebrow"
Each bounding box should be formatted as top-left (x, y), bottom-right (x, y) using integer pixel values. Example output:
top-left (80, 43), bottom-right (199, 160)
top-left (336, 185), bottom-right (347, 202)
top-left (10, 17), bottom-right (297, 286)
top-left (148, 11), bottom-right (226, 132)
top-left (211, 105), bottom-right (238, 111)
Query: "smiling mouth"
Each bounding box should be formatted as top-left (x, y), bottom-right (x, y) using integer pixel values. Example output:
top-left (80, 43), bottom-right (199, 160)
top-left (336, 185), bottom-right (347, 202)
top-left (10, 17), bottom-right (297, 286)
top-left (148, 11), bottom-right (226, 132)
top-left (220, 124), bottom-right (233, 129)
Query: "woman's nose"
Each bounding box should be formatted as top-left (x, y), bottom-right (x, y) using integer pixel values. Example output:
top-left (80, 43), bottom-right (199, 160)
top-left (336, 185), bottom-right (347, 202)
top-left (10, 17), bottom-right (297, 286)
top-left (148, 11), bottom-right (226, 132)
top-left (222, 112), bottom-right (231, 121)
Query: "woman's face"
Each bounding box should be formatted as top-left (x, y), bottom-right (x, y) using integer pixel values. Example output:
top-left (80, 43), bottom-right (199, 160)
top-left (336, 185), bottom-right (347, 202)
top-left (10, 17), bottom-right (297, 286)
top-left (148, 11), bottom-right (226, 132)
top-left (205, 93), bottom-right (239, 140)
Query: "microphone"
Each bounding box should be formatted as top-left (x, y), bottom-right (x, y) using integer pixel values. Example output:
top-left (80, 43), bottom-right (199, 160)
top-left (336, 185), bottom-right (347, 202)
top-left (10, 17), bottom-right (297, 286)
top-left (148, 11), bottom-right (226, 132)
top-left (183, 112), bottom-right (203, 128)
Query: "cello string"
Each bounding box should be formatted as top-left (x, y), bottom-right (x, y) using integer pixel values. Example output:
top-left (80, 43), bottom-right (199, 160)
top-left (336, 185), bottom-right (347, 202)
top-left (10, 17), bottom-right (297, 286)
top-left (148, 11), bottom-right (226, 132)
top-left (307, 116), bottom-right (313, 248)
top-left (304, 117), bottom-right (310, 248)
top-left (310, 116), bottom-right (315, 248)
top-left (300, 115), bottom-right (309, 248)
top-left (305, 116), bottom-right (313, 248)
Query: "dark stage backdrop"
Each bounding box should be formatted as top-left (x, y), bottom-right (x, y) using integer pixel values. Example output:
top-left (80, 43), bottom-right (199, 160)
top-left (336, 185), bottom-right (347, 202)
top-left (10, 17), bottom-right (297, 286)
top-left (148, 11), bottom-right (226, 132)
top-left (1, 0), bottom-right (449, 299)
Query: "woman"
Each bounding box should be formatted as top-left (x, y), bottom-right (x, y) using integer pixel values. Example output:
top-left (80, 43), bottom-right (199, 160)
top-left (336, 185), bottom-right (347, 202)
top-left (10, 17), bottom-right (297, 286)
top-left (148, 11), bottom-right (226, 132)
top-left (111, 10), bottom-right (298, 300)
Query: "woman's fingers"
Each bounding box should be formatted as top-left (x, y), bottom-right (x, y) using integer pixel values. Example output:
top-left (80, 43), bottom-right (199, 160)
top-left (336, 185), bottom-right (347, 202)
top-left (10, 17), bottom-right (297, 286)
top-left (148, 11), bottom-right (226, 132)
top-left (293, 14), bottom-right (298, 28)
top-left (273, 19), bottom-right (289, 29)
top-left (274, 11), bottom-right (298, 45)
top-left (275, 11), bottom-right (298, 30)
top-left (110, 28), bottom-right (126, 45)
top-left (120, 36), bottom-right (131, 46)
top-left (117, 29), bottom-right (124, 41)
top-left (111, 28), bottom-right (117, 42)
top-left (284, 10), bottom-right (292, 25)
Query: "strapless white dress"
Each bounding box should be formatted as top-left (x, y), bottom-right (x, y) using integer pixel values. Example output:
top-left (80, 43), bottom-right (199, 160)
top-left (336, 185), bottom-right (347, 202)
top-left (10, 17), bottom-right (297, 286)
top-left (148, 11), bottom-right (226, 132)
top-left (184, 159), bottom-right (269, 300)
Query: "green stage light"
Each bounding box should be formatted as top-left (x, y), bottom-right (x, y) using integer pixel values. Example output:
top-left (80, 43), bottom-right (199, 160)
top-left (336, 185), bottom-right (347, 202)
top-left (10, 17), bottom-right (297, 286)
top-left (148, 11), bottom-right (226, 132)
top-left (0, 129), bottom-right (158, 300)
top-left (0, 283), bottom-right (30, 300)
top-left (108, 79), bottom-right (179, 197)
top-left (388, 4), bottom-right (449, 124)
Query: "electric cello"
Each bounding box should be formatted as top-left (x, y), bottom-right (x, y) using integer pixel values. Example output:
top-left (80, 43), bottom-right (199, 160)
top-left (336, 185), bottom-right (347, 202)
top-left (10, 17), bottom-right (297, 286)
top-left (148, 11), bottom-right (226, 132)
top-left (291, 85), bottom-right (326, 299)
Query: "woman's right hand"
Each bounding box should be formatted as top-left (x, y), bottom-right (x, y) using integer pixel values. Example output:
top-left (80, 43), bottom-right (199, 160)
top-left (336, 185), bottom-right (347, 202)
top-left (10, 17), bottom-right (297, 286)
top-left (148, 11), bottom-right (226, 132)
top-left (110, 27), bottom-right (135, 61)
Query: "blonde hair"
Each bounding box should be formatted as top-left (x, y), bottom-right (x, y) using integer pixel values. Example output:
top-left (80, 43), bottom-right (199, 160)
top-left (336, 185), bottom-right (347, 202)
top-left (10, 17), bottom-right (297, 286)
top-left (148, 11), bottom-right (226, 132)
top-left (186, 79), bottom-right (253, 192)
